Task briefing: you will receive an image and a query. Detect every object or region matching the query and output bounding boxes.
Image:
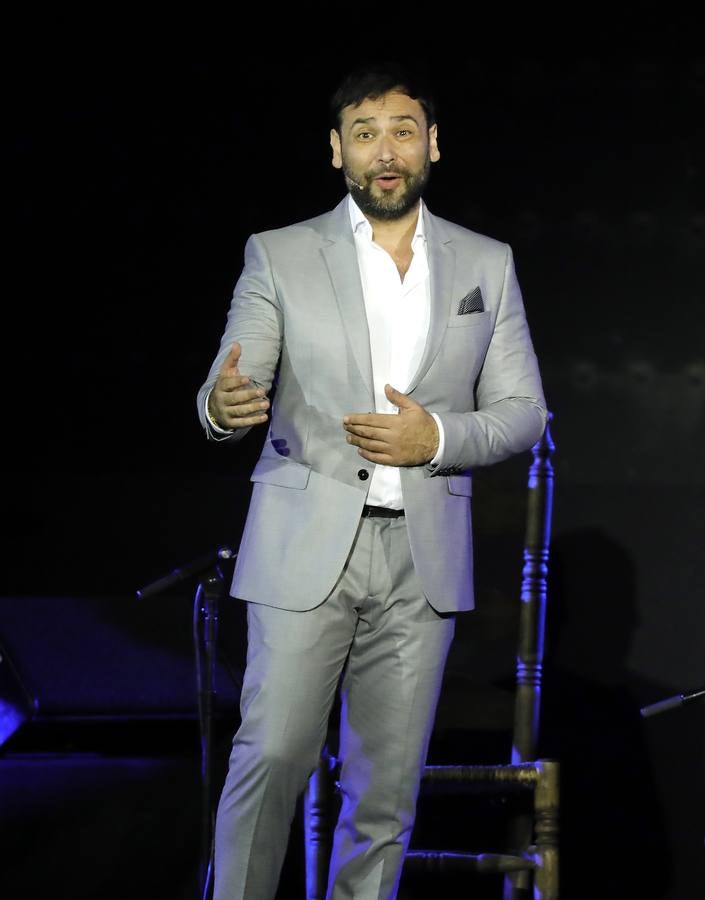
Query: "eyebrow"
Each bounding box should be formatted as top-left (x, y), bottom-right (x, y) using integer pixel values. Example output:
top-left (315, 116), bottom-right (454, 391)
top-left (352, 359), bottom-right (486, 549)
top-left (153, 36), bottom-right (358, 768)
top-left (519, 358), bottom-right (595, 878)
top-left (349, 114), bottom-right (420, 129)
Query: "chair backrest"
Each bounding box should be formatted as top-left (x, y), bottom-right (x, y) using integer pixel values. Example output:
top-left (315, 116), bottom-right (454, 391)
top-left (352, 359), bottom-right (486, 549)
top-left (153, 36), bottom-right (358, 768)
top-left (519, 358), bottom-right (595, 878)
top-left (426, 415), bottom-right (556, 766)
top-left (512, 412), bottom-right (555, 763)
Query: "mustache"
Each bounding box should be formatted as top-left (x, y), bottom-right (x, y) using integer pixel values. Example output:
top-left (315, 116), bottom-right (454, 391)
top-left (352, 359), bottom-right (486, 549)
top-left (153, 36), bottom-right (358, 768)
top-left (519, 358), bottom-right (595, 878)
top-left (368, 163), bottom-right (407, 178)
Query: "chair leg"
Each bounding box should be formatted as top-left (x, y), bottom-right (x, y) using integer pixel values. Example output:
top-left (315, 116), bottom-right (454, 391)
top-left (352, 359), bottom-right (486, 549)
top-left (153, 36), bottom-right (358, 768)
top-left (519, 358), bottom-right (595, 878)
top-left (502, 811), bottom-right (534, 900)
top-left (501, 761), bottom-right (559, 900)
top-left (533, 760), bottom-right (560, 900)
top-left (303, 747), bottom-right (336, 900)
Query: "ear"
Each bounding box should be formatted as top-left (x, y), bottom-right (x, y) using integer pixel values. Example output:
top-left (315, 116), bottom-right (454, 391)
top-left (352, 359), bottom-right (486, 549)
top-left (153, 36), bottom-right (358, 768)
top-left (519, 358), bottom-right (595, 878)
top-left (330, 128), bottom-right (343, 170)
top-left (429, 124), bottom-right (440, 163)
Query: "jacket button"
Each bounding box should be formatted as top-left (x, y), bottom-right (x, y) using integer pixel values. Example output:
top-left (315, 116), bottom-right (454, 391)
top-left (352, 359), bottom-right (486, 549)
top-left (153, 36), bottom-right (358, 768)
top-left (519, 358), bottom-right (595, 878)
top-left (357, 469), bottom-right (369, 481)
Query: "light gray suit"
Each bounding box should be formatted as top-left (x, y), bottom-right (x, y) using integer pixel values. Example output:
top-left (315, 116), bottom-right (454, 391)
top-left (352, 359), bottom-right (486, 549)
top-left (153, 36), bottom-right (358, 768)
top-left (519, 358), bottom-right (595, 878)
top-left (197, 197), bottom-right (546, 899)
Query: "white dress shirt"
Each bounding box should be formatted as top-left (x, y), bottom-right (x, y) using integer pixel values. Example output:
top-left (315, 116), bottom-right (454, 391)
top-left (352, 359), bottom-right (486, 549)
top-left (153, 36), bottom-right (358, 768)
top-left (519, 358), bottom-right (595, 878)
top-left (348, 195), bottom-right (444, 509)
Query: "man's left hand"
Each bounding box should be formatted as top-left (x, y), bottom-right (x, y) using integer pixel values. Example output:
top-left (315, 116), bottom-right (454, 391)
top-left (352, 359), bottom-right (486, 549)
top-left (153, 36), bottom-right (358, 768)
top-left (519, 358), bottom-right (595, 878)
top-left (343, 385), bottom-right (439, 466)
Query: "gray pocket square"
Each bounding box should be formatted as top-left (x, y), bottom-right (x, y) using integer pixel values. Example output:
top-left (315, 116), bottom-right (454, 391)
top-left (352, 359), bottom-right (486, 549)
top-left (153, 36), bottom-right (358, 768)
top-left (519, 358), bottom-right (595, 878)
top-left (457, 286), bottom-right (484, 315)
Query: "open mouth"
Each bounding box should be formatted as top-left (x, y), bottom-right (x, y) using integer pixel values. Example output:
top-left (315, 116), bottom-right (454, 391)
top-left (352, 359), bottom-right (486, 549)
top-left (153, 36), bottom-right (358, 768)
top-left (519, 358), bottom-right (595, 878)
top-left (374, 173), bottom-right (403, 188)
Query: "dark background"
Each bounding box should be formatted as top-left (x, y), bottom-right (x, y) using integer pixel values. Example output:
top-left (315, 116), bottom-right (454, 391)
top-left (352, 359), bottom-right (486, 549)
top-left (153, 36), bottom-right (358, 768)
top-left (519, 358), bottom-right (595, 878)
top-left (2, 11), bottom-right (704, 900)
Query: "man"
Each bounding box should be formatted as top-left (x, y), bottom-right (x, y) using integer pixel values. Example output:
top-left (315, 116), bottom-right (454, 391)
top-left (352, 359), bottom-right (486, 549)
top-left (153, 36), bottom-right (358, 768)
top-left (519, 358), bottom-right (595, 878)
top-left (197, 61), bottom-right (546, 900)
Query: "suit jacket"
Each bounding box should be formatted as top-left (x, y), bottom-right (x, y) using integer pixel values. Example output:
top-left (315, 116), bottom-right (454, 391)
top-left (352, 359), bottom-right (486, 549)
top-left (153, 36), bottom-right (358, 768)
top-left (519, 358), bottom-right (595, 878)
top-left (197, 198), bottom-right (547, 613)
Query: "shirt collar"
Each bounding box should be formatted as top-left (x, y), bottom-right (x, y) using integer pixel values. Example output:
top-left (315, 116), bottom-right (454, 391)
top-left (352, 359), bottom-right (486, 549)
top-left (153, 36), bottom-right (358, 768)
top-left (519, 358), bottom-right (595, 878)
top-left (347, 194), bottom-right (426, 244)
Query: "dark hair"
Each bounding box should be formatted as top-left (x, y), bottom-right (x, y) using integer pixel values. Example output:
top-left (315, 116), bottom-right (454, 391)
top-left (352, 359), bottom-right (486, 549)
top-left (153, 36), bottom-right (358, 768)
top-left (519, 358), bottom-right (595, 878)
top-left (329, 61), bottom-right (437, 131)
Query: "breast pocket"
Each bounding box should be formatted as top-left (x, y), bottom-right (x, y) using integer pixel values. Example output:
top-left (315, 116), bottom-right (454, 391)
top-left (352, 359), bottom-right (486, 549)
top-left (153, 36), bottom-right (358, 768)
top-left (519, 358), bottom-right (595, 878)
top-left (434, 311), bottom-right (493, 384)
top-left (446, 310), bottom-right (492, 330)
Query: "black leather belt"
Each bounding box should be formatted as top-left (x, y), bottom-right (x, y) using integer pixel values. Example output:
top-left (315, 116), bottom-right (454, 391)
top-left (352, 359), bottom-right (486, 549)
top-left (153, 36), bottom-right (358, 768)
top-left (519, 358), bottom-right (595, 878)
top-left (362, 505), bottom-right (405, 518)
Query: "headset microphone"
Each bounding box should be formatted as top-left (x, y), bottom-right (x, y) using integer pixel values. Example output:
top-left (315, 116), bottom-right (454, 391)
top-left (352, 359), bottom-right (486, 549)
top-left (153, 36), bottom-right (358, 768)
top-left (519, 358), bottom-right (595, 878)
top-left (345, 174), bottom-right (365, 191)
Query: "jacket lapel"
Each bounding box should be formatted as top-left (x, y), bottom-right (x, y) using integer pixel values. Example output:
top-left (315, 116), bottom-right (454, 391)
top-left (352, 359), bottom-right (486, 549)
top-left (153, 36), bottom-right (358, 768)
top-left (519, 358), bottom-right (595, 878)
top-left (320, 200), bottom-right (375, 398)
top-left (407, 207), bottom-right (456, 393)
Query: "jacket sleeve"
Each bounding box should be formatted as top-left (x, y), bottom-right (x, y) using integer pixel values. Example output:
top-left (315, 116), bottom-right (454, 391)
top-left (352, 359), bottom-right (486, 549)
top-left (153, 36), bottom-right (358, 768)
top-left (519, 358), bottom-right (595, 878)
top-left (430, 245), bottom-right (547, 471)
top-left (196, 233), bottom-right (283, 443)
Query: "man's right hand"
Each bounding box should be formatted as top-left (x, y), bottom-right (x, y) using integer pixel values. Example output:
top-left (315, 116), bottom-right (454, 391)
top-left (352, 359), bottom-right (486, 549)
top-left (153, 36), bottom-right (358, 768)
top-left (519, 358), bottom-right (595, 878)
top-left (207, 342), bottom-right (270, 430)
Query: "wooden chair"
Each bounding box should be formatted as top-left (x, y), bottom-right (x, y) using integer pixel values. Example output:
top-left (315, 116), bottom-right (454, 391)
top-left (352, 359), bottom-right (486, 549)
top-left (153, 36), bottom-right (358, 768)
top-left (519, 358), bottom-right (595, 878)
top-left (303, 415), bottom-right (558, 900)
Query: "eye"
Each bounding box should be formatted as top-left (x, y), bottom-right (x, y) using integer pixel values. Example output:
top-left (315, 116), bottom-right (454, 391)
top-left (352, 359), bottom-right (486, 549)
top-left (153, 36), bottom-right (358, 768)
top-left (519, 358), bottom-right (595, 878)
top-left (355, 131), bottom-right (375, 141)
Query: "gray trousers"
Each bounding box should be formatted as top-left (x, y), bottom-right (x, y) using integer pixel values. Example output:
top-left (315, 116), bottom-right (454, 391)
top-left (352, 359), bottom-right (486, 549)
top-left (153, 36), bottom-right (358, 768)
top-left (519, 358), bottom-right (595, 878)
top-left (213, 515), bottom-right (456, 900)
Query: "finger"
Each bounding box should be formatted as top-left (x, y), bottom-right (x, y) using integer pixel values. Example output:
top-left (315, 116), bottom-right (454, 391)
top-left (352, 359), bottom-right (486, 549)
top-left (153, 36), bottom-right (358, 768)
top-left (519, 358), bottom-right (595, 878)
top-left (344, 423), bottom-right (389, 440)
top-left (343, 413), bottom-right (394, 428)
top-left (356, 448), bottom-right (397, 465)
top-left (222, 395), bottom-right (270, 417)
top-left (219, 382), bottom-right (263, 401)
top-left (384, 383), bottom-right (415, 409)
top-left (222, 411), bottom-right (269, 428)
top-left (219, 395), bottom-right (269, 424)
top-left (346, 434), bottom-right (389, 453)
top-left (218, 374), bottom-right (254, 392)
top-left (219, 342), bottom-right (242, 375)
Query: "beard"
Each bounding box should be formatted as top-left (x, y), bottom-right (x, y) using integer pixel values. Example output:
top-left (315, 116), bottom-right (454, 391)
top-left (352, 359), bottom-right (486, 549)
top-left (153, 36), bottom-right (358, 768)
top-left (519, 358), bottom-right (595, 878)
top-left (343, 157), bottom-right (431, 220)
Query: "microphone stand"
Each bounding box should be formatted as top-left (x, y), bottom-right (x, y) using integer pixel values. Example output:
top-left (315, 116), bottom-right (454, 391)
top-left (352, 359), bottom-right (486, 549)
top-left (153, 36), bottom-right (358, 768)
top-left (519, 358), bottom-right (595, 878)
top-left (136, 546), bottom-right (237, 900)
top-left (640, 685), bottom-right (705, 717)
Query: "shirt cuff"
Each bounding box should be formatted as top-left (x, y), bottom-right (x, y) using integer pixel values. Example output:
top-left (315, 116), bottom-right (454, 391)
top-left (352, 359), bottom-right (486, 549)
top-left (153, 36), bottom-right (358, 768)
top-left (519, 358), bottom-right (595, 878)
top-left (429, 413), bottom-right (445, 467)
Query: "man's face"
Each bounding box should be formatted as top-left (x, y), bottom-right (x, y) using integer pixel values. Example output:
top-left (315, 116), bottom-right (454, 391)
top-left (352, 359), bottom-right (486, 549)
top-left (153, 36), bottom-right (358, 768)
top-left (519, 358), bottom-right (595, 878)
top-left (330, 90), bottom-right (440, 220)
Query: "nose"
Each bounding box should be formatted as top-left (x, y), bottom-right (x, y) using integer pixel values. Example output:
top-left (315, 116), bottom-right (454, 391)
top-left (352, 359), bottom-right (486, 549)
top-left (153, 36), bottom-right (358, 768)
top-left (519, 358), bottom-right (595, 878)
top-left (377, 133), bottom-right (396, 163)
